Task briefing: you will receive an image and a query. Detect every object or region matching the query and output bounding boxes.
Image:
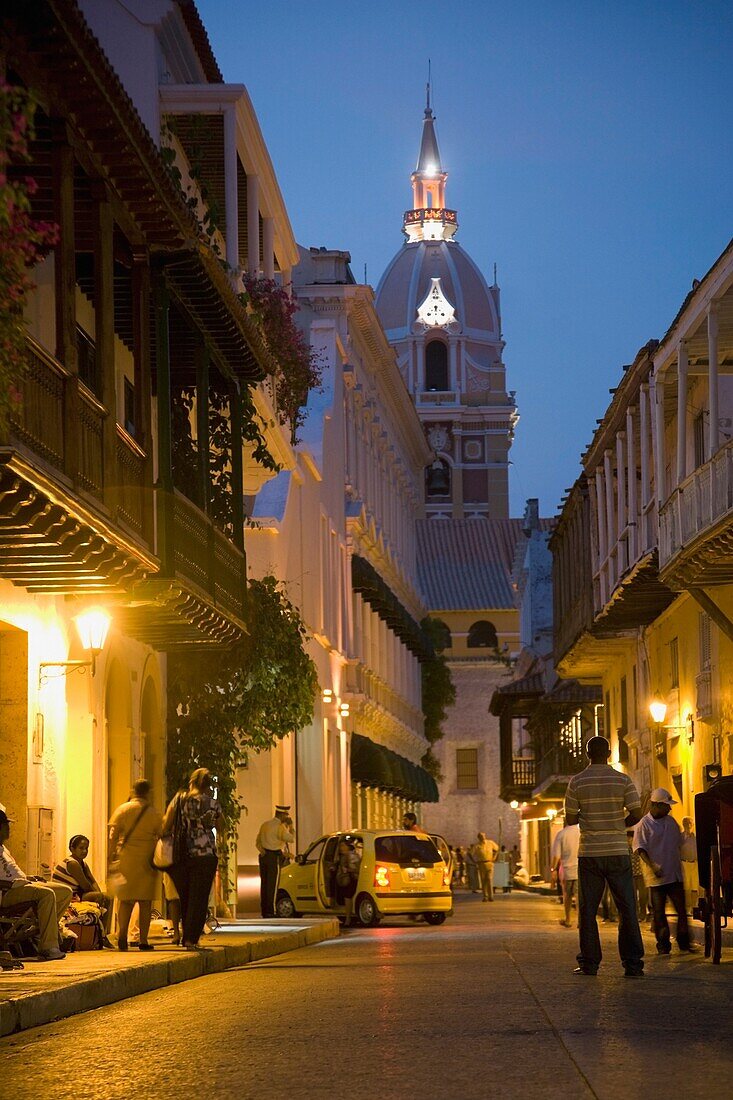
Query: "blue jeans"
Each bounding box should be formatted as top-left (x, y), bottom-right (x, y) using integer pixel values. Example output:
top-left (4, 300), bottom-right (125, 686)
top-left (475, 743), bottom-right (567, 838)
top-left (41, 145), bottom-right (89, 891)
top-left (578, 855), bottom-right (644, 972)
top-left (650, 880), bottom-right (690, 952)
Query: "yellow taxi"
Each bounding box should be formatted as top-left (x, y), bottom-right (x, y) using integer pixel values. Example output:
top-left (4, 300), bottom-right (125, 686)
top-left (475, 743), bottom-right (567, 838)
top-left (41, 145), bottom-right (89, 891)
top-left (275, 829), bottom-right (452, 926)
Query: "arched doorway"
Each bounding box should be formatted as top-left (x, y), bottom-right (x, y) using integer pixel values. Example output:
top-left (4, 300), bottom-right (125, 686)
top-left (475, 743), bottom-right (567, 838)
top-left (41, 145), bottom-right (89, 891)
top-left (105, 659), bottom-right (132, 818)
top-left (140, 675), bottom-right (164, 807)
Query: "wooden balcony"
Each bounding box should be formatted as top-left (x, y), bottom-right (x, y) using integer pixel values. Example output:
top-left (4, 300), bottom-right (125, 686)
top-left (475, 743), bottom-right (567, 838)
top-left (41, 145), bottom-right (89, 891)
top-left (114, 489), bottom-right (246, 648)
top-left (499, 756), bottom-right (536, 803)
top-left (532, 743), bottom-right (585, 801)
top-left (1, 340), bottom-right (246, 646)
top-left (0, 339), bottom-right (155, 592)
top-left (659, 439), bottom-right (733, 588)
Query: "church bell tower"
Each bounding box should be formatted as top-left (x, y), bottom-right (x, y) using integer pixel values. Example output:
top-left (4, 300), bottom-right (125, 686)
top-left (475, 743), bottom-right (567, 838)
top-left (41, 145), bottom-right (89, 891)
top-left (375, 91), bottom-right (517, 520)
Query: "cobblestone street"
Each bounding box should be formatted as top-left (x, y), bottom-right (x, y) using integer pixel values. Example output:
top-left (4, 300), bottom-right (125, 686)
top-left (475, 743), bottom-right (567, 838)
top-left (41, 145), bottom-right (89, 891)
top-left (6, 892), bottom-right (731, 1099)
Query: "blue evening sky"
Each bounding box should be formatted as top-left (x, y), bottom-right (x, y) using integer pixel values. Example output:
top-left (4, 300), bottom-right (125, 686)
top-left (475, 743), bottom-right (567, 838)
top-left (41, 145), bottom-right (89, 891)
top-left (198, 1), bottom-right (732, 517)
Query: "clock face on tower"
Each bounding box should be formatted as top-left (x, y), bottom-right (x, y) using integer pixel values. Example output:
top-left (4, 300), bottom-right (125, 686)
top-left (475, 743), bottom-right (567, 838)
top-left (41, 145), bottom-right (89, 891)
top-left (416, 278), bottom-right (457, 328)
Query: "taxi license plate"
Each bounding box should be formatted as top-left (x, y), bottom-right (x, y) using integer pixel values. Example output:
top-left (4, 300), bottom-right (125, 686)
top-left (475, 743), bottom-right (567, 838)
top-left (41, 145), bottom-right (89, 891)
top-left (406, 867), bottom-right (426, 881)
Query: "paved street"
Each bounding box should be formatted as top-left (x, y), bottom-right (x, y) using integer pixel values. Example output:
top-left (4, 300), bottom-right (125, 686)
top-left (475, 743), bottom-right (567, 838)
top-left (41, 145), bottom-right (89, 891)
top-left (8, 891), bottom-right (732, 1100)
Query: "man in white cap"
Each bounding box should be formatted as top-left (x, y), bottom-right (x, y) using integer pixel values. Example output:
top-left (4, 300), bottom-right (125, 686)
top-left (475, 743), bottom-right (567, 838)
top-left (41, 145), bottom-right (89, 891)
top-left (633, 788), bottom-right (694, 955)
top-left (255, 805), bottom-right (295, 918)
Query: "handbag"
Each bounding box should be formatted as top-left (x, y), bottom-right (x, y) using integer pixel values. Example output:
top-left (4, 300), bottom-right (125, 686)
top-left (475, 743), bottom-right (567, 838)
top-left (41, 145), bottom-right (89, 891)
top-left (153, 835), bottom-right (175, 870)
top-left (154, 793), bottom-right (184, 870)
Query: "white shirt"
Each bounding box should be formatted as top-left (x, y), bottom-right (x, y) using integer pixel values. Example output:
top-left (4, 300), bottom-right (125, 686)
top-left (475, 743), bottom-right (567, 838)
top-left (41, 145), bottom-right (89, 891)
top-left (633, 813), bottom-right (683, 887)
top-left (551, 824), bottom-right (580, 880)
top-left (0, 844), bottom-right (28, 884)
top-left (256, 817), bottom-right (295, 855)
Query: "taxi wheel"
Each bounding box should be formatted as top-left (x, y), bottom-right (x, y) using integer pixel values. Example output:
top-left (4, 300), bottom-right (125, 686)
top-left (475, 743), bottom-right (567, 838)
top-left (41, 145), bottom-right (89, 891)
top-left (275, 892), bottom-right (300, 919)
top-left (423, 912), bottom-right (447, 926)
top-left (355, 893), bottom-right (381, 927)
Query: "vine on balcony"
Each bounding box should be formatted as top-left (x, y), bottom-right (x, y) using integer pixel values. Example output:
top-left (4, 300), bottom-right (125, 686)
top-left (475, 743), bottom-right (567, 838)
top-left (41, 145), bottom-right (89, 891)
top-left (0, 84), bottom-right (58, 432)
top-left (160, 118), bottom-right (222, 253)
top-left (240, 273), bottom-right (322, 444)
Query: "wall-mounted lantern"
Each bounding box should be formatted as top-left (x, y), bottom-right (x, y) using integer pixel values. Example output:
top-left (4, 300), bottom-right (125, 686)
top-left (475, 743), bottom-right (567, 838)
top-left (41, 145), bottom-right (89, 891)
top-left (39, 607), bottom-right (111, 686)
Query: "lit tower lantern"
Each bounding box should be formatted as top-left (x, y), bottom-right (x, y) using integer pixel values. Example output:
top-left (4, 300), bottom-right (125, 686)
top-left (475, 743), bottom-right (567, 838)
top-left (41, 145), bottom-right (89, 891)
top-left (376, 85), bottom-right (518, 519)
top-left (404, 90), bottom-right (456, 243)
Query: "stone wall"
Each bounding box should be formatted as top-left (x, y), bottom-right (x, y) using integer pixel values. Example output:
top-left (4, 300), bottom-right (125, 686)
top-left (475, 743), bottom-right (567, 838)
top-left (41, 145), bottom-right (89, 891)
top-left (422, 658), bottom-right (519, 851)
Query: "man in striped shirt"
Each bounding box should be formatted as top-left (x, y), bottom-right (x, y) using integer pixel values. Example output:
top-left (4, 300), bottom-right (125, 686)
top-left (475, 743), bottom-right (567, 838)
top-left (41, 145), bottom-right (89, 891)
top-left (564, 736), bottom-right (644, 976)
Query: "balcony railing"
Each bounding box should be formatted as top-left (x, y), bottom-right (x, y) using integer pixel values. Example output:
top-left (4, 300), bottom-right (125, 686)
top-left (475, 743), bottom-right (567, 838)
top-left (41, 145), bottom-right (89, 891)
top-left (499, 755), bottom-right (536, 801)
top-left (418, 391), bottom-right (457, 405)
top-left (659, 439), bottom-right (733, 570)
top-left (510, 757), bottom-right (536, 788)
top-left (535, 743), bottom-right (584, 792)
top-left (164, 489), bottom-right (246, 623)
top-left (343, 659), bottom-right (423, 732)
top-left (9, 338), bottom-right (149, 530)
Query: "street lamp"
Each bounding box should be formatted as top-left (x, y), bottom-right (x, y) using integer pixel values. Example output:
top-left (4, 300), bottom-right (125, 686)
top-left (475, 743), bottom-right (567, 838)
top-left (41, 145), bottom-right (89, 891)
top-left (39, 607), bottom-right (111, 685)
top-left (649, 698), bottom-right (667, 725)
top-left (649, 697), bottom-right (695, 749)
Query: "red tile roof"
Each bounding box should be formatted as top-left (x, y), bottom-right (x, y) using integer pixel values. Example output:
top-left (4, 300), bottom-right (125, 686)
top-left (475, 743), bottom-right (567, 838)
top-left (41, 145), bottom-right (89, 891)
top-left (417, 518), bottom-right (530, 611)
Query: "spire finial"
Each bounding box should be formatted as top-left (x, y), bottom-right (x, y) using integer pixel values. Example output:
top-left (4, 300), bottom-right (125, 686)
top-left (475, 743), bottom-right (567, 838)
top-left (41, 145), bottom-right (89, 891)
top-left (425, 59), bottom-right (432, 116)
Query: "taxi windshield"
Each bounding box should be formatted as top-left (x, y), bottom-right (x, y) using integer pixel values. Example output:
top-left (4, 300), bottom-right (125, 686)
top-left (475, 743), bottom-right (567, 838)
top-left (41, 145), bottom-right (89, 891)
top-left (374, 836), bottom-right (440, 867)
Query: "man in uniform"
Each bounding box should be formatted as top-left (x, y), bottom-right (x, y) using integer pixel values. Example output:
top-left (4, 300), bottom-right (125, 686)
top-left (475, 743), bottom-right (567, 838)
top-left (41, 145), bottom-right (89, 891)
top-left (255, 805), bottom-right (295, 918)
top-left (472, 831), bottom-right (499, 901)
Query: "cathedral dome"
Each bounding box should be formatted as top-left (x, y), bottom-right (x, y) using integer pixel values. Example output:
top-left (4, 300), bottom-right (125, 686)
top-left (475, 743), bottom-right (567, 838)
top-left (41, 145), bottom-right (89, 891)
top-left (376, 239), bottom-right (500, 340)
top-left (372, 88), bottom-right (516, 522)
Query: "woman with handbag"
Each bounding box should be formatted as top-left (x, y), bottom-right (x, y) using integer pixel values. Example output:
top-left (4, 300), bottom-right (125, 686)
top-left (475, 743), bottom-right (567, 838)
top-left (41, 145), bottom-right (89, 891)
top-left (162, 768), bottom-right (221, 951)
top-left (107, 779), bottom-right (162, 951)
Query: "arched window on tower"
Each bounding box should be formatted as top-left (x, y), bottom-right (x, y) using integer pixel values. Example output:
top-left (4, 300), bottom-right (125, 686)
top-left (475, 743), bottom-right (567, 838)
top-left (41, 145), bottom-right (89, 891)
top-left (425, 340), bottom-right (449, 391)
top-left (426, 458), bottom-right (451, 498)
top-left (467, 620), bottom-right (498, 649)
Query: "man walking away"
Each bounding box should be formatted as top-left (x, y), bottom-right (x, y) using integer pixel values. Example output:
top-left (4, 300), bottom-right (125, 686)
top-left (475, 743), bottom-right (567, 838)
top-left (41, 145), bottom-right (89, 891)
top-left (634, 788), bottom-right (696, 956)
top-left (472, 832), bottom-right (499, 902)
top-left (564, 736), bottom-right (644, 977)
top-left (551, 817), bottom-right (579, 927)
top-left (256, 805), bottom-right (295, 918)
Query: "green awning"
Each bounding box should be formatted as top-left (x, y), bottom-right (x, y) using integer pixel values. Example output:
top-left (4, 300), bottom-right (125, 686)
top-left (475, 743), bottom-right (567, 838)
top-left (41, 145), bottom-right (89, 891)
top-left (350, 733), bottom-right (439, 803)
top-left (351, 555), bottom-right (433, 663)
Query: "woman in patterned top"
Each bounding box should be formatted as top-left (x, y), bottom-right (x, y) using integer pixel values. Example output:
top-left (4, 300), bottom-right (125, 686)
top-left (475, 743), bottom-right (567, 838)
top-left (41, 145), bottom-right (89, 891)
top-left (163, 768), bottom-right (221, 951)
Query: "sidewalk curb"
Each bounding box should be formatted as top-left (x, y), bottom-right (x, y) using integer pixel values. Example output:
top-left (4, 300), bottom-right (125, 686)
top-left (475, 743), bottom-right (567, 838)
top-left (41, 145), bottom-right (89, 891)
top-left (0, 919), bottom-right (338, 1037)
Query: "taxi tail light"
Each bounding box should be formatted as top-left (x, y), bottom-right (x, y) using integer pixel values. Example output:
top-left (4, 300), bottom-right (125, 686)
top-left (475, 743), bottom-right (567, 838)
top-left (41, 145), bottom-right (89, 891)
top-left (442, 865), bottom-right (451, 887)
top-left (374, 864), bottom-right (390, 888)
